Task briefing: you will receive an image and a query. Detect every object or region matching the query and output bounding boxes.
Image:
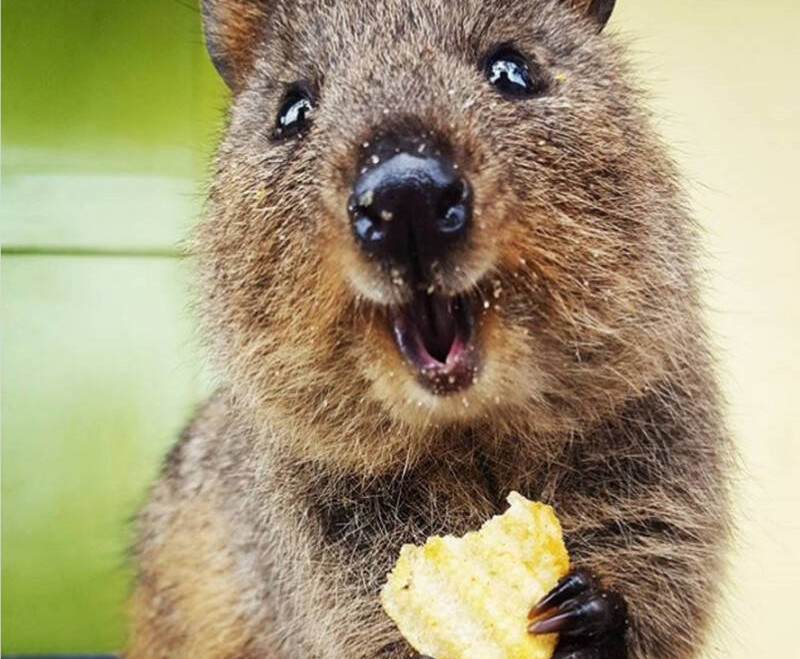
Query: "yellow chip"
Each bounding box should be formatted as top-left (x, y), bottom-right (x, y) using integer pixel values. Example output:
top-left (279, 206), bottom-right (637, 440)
top-left (380, 492), bottom-right (570, 659)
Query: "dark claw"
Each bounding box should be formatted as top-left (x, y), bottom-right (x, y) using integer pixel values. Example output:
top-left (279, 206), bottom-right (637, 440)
top-left (527, 590), bottom-right (626, 639)
top-left (529, 568), bottom-right (628, 659)
top-left (528, 569), bottom-right (598, 619)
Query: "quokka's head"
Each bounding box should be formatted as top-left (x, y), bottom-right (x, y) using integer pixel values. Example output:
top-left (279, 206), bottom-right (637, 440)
top-left (196, 0), bottom-right (699, 471)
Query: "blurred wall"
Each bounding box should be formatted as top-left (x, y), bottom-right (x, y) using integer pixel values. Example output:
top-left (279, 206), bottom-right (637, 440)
top-left (613, 3), bottom-right (800, 658)
top-left (2, 0), bottom-right (798, 655)
top-left (2, 0), bottom-right (224, 652)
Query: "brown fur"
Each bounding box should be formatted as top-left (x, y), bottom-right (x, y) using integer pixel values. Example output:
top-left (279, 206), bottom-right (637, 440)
top-left (128, 1), bottom-right (732, 657)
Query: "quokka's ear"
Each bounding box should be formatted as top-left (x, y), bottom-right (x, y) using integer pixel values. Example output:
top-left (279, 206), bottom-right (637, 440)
top-left (566, 0), bottom-right (616, 32)
top-left (201, 0), bottom-right (271, 90)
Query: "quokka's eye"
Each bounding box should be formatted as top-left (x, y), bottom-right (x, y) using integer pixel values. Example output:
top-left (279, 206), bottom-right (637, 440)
top-left (273, 82), bottom-right (315, 140)
top-left (483, 46), bottom-right (547, 98)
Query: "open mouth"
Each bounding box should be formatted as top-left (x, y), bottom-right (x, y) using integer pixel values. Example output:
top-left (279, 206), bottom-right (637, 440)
top-left (390, 291), bottom-right (479, 395)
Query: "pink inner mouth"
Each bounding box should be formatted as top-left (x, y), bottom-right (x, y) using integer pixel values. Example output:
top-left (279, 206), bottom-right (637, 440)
top-left (390, 292), bottom-right (478, 393)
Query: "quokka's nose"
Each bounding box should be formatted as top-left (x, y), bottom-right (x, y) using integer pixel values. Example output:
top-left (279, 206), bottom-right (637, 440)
top-left (348, 140), bottom-right (472, 275)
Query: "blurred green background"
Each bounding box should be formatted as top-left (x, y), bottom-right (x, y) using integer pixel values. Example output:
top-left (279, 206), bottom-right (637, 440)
top-left (2, 0), bottom-right (798, 656)
top-left (2, 0), bottom-right (225, 652)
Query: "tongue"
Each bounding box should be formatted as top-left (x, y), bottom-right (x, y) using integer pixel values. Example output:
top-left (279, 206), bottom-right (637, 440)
top-left (414, 293), bottom-right (456, 363)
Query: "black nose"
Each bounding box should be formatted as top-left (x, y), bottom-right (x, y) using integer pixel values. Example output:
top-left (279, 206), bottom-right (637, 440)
top-left (348, 142), bottom-right (472, 275)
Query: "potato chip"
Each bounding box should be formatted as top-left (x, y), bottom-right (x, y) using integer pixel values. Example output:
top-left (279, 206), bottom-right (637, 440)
top-left (380, 492), bottom-right (569, 659)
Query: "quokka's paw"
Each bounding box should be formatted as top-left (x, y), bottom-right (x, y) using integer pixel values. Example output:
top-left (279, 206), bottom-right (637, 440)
top-left (528, 569), bottom-right (628, 659)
